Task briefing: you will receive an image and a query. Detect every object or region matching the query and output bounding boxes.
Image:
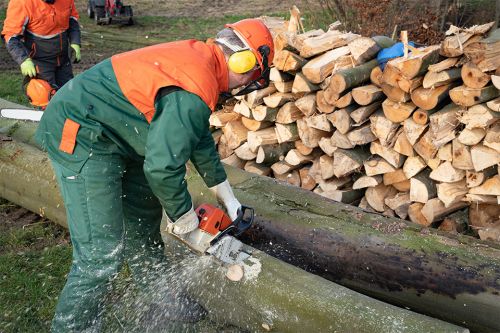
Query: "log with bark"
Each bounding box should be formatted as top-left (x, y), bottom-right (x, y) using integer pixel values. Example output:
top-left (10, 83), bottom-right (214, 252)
top-left (1, 104), bottom-right (498, 333)
top-left (1, 127), bottom-right (469, 333)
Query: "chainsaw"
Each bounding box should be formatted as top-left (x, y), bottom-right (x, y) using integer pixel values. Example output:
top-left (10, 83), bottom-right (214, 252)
top-left (166, 204), bottom-right (255, 265)
top-left (1, 108), bottom-right (43, 122)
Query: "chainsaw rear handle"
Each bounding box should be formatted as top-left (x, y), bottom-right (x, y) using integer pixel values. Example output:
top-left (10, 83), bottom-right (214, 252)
top-left (210, 205), bottom-right (254, 246)
top-left (233, 205), bottom-right (254, 236)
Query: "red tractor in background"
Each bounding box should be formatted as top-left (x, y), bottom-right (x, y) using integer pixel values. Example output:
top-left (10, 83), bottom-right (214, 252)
top-left (87, 0), bottom-right (134, 25)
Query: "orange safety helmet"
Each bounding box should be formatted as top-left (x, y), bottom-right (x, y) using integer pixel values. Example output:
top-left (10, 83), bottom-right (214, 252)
top-left (25, 78), bottom-right (56, 108)
top-left (225, 19), bottom-right (275, 96)
top-left (225, 19), bottom-right (274, 72)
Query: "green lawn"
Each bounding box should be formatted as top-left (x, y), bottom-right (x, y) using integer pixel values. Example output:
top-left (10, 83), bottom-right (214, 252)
top-left (0, 199), bottom-right (71, 332)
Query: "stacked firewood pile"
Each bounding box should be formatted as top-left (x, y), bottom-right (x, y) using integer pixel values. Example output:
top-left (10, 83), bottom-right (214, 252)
top-left (210, 18), bottom-right (500, 240)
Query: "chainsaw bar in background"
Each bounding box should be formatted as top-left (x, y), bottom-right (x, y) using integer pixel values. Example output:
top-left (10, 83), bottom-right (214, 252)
top-left (1, 108), bottom-right (43, 122)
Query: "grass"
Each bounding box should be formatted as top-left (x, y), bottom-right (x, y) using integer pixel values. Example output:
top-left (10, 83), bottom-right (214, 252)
top-left (0, 199), bottom-right (72, 332)
top-left (0, 71), bottom-right (29, 106)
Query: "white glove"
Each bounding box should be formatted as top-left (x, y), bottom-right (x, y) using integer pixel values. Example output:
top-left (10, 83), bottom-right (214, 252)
top-left (209, 180), bottom-right (241, 221)
top-left (164, 206), bottom-right (199, 235)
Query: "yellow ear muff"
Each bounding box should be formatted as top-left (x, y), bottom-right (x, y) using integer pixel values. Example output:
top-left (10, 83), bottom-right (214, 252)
top-left (228, 50), bottom-right (257, 74)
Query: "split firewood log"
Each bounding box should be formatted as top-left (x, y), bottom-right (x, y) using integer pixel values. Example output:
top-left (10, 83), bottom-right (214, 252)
top-left (382, 99), bottom-right (417, 123)
top-left (247, 127), bottom-right (279, 152)
top-left (292, 72), bottom-right (320, 93)
top-left (244, 160), bottom-right (271, 176)
top-left (365, 183), bottom-right (398, 212)
top-left (460, 103), bottom-right (500, 129)
top-left (318, 136), bottom-right (337, 156)
top-left (352, 84), bottom-right (384, 106)
top-left (423, 68), bottom-right (461, 88)
top-left (369, 111), bottom-right (399, 147)
top-left (364, 157), bottom-right (396, 176)
top-left (483, 122), bottom-right (500, 153)
top-left (440, 22), bottom-right (495, 57)
top-left (328, 105), bottom-right (356, 134)
top-left (370, 65), bottom-right (383, 87)
top-left (295, 94), bottom-right (317, 116)
top-left (437, 179), bottom-right (468, 208)
top-left (234, 142), bottom-right (258, 161)
top-left (403, 155), bottom-right (427, 178)
top-left (410, 169), bottom-right (437, 203)
top-left (420, 198), bottom-right (468, 225)
top-left (299, 30), bottom-right (359, 58)
top-left (385, 192), bottom-right (411, 219)
top-left (296, 118), bottom-right (330, 148)
top-left (252, 105), bottom-right (278, 122)
top-left (333, 147), bottom-right (370, 178)
top-left (430, 161), bottom-right (466, 182)
top-left (256, 142), bottom-right (294, 165)
top-left (471, 144), bottom-right (500, 171)
top-left (461, 62), bottom-right (491, 88)
top-left (347, 124), bottom-right (377, 146)
top-left (381, 83), bottom-right (411, 103)
top-left (465, 167), bottom-right (497, 188)
top-left (274, 50), bottom-right (307, 72)
top-left (301, 46), bottom-right (351, 84)
top-left (451, 139), bottom-right (474, 170)
top-left (315, 90), bottom-right (335, 114)
top-left (403, 118), bottom-right (427, 145)
top-left (353, 175), bottom-right (383, 190)
top-left (449, 85), bottom-right (499, 107)
top-left (464, 28), bottom-right (500, 72)
top-left (210, 110), bottom-right (240, 127)
top-left (275, 123), bottom-right (300, 144)
top-left (330, 130), bottom-right (354, 149)
top-left (276, 102), bottom-right (303, 124)
top-left (224, 120), bottom-right (249, 149)
top-left (350, 101), bottom-right (382, 124)
top-left (370, 140), bottom-right (405, 168)
top-left (411, 83), bottom-right (457, 110)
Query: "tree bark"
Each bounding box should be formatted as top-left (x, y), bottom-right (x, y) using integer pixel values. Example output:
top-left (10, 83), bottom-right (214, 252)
top-left (1, 104), bottom-right (498, 333)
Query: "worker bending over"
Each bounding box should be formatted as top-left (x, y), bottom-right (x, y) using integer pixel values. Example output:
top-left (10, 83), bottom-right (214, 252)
top-left (35, 19), bottom-right (274, 331)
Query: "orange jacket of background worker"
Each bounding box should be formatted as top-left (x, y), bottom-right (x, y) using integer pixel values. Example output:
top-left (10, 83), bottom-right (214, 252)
top-left (2, 0), bottom-right (81, 89)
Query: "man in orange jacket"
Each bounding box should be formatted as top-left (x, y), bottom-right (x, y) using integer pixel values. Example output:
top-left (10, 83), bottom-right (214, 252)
top-left (35, 18), bottom-right (274, 331)
top-left (1, 0), bottom-right (81, 89)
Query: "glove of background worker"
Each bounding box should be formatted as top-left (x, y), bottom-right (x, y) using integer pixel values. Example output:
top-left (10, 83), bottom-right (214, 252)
top-left (209, 180), bottom-right (241, 221)
top-left (70, 44), bottom-right (81, 63)
top-left (164, 206), bottom-right (199, 235)
top-left (20, 58), bottom-right (36, 77)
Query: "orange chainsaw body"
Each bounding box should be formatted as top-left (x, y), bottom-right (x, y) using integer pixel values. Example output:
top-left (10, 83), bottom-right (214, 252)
top-left (196, 204), bottom-right (233, 236)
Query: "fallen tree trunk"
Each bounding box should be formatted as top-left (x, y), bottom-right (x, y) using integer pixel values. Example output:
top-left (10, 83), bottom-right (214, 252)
top-left (0, 102), bottom-right (498, 332)
top-left (164, 235), bottom-right (468, 333)
top-left (0, 124), bottom-right (469, 333)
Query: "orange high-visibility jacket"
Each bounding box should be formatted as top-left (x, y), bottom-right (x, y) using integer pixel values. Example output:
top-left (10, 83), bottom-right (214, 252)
top-left (1, 0), bottom-right (79, 43)
top-left (111, 40), bottom-right (229, 123)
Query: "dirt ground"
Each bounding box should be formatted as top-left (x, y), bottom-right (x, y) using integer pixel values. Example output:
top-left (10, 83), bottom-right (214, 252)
top-left (80, 0), bottom-right (300, 18)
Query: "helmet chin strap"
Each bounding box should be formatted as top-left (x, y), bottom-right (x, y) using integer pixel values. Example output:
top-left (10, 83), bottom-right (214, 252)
top-left (232, 45), bottom-right (271, 97)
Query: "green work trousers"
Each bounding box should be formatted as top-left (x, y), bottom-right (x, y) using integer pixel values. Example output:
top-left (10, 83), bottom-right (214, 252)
top-left (50, 154), bottom-right (164, 332)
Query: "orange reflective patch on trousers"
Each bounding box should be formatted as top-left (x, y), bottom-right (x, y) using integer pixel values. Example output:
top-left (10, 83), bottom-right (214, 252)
top-left (59, 118), bottom-right (80, 154)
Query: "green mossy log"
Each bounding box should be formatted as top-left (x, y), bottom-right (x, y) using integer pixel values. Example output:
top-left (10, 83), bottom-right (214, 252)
top-left (1, 99), bottom-right (497, 332)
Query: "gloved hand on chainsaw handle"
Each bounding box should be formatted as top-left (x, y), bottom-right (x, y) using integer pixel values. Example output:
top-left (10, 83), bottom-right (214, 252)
top-left (209, 179), bottom-right (242, 221)
top-left (165, 207), bottom-right (199, 236)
